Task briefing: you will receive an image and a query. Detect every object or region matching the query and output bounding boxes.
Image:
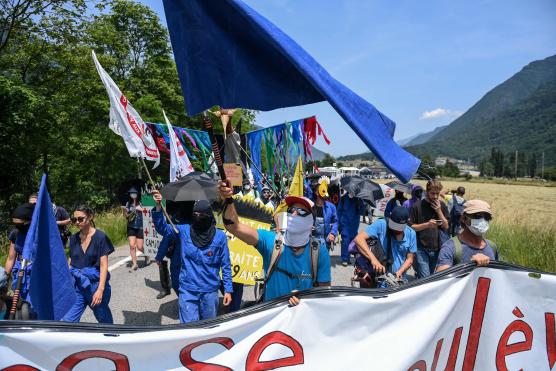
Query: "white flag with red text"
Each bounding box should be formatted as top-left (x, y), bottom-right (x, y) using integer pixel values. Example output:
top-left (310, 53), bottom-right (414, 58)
top-left (92, 51), bottom-right (160, 168)
top-left (164, 110), bottom-right (193, 182)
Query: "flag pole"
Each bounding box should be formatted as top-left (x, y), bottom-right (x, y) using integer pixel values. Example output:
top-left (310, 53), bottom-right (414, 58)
top-left (139, 157), bottom-right (179, 234)
top-left (203, 112), bottom-right (228, 182)
top-left (8, 259), bottom-right (28, 319)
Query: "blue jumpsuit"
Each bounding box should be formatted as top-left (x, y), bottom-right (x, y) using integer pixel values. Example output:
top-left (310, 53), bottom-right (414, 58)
top-left (313, 201), bottom-right (338, 250)
top-left (10, 231), bottom-right (35, 315)
top-left (155, 234), bottom-right (181, 294)
top-left (152, 210), bottom-right (233, 323)
top-left (61, 230), bottom-right (114, 323)
top-left (337, 195), bottom-right (365, 263)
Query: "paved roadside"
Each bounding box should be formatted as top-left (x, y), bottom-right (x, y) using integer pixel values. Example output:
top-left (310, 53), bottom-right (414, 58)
top-left (82, 222), bottom-right (367, 325)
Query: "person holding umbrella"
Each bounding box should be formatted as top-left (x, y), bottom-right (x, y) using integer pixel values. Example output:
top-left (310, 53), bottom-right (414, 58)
top-left (151, 190), bottom-right (233, 323)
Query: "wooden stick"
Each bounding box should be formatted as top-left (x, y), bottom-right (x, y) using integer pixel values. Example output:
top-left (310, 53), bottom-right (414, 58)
top-left (139, 157), bottom-right (179, 234)
top-left (8, 259), bottom-right (27, 319)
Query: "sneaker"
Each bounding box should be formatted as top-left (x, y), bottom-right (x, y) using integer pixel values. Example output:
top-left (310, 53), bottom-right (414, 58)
top-left (342, 261), bottom-right (348, 267)
top-left (132, 263), bottom-right (138, 271)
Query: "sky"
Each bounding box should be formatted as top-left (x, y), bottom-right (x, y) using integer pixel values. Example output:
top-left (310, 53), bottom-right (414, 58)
top-left (140, 0), bottom-right (556, 156)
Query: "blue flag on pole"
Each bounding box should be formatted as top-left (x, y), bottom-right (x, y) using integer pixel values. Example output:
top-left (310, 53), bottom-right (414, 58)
top-left (162, 0), bottom-right (420, 182)
top-left (22, 174), bottom-right (76, 320)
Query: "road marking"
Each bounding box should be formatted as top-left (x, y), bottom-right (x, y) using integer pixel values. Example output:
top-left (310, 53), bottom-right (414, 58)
top-left (108, 252), bottom-right (143, 272)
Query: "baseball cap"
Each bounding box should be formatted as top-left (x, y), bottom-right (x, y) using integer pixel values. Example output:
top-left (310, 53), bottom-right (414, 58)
top-left (388, 206), bottom-right (410, 232)
top-left (285, 196), bottom-right (315, 213)
top-left (463, 200), bottom-right (492, 216)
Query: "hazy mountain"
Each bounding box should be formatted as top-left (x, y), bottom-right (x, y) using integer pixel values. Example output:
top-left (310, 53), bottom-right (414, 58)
top-left (398, 125), bottom-right (448, 147)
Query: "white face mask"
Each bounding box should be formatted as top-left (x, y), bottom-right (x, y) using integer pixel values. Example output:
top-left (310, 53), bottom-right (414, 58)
top-left (468, 218), bottom-right (489, 236)
top-left (284, 213), bottom-right (313, 247)
top-left (130, 193), bottom-right (138, 199)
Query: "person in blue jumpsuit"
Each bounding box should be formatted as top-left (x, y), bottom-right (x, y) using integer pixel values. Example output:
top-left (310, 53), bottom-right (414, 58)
top-left (337, 190), bottom-right (365, 266)
top-left (4, 203), bottom-right (36, 317)
top-left (62, 205), bottom-right (114, 323)
top-left (152, 191), bottom-right (233, 323)
top-left (155, 234), bottom-right (181, 298)
top-left (310, 178), bottom-right (338, 252)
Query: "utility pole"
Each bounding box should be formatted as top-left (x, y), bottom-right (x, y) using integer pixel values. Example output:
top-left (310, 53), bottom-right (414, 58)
top-left (514, 150), bottom-right (518, 179)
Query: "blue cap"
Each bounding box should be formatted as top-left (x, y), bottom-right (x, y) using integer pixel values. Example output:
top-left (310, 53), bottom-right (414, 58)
top-left (388, 206), bottom-right (410, 231)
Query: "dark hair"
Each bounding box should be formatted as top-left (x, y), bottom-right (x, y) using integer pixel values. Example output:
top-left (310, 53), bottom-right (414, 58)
top-left (74, 205), bottom-right (95, 227)
top-left (457, 186), bottom-right (465, 196)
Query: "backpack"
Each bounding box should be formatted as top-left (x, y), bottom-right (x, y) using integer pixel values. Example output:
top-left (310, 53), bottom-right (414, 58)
top-left (255, 233), bottom-right (321, 303)
top-left (450, 197), bottom-right (465, 222)
top-left (452, 236), bottom-right (498, 265)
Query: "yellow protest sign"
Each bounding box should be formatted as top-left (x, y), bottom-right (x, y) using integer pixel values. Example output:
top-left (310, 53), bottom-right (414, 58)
top-left (215, 214), bottom-right (269, 285)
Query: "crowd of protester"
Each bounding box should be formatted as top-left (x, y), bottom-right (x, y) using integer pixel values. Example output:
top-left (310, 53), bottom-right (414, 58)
top-left (2, 175), bottom-right (498, 323)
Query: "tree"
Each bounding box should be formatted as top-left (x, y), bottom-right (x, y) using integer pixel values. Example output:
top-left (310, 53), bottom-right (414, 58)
top-left (320, 153), bottom-right (335, 167)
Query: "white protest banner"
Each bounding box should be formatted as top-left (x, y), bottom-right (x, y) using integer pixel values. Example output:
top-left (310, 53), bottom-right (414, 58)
top-left (164, 110), bottom-right (193, 182)
top-left (1, 264), bottom-right (555, 370)
top-left (374, 184), bottom-right (394, 218)
top-left (92, 51), bottom-right (160, 168)
top-left (140, 194), bottom-right (163, 258)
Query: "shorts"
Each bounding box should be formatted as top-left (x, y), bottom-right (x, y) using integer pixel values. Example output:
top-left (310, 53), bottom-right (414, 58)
top-left (127, 227), bottom-right (144, 239)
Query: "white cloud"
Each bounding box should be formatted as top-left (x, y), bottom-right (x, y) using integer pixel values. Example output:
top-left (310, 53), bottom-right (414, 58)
top-left (420, 108), bottom-right (463, 120)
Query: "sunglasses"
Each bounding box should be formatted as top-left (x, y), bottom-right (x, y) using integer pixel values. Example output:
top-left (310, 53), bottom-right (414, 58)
top-left (287, 206), bottom-right (311, 217)
top-left (71, 216), bottom-right (86, 223)
top-left (192, 212), bottom-right (210, 218)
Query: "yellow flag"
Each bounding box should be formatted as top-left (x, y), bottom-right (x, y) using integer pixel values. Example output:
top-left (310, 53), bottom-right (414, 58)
top-left (275, 156), bottom-right (303, 214)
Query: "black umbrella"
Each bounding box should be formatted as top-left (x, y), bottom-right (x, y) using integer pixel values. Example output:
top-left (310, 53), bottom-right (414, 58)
top-left (385, 181), bottom-right (413, 194)
top-left (160, 171), bottom-right (219, 201)
top-left (340, 176), bottom-right (384, 204)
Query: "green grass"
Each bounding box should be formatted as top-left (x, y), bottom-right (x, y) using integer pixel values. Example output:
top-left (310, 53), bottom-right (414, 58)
top-left (93, 209), bottom-right (128, 247)
top-left (488, 220), bottom-right (556, 273)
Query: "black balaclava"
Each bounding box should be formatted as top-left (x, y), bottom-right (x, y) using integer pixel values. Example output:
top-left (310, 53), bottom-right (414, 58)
top-left (13, 203), bottom-right (35, 232)
top-left (190, 200), bottom-right (216, 248)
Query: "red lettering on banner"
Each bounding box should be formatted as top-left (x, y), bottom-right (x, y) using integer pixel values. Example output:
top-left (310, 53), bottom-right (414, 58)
top-left (180, 337), bottom-right (234, 371)
top-left (445, 327), bottom-right (463, 371)
top-left (546, 313), bottom-right (556, 369)
top-left (495, 308), bottom-right (533, 371)
top-left (431, 338), bottom-right (443, 371)
top-left (462, 277), bottom-right (491, 371)
top-left (118, 94), bottom-right (158, 158)
top-left (1, 366), bottom-right (40, 371)
top-left (245, 331), bottom-right (304, 371)
top-left (55, 350), bottom-right (130, 371)
top-left (407, 360), bottom-right (426, 371)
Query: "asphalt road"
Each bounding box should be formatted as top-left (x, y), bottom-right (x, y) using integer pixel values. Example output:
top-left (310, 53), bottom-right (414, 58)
top-left (82, 222), bottom-right (366, 325)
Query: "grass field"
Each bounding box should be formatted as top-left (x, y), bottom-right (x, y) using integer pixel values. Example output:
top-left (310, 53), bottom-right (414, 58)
top-left (411, 180), bottom-right (556, 272)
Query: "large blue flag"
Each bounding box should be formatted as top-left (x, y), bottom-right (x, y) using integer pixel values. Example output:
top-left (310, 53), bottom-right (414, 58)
top-left (163, 0), bottom-right (420, 182)
top-left (22, 174), bottom-right (76, 320)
